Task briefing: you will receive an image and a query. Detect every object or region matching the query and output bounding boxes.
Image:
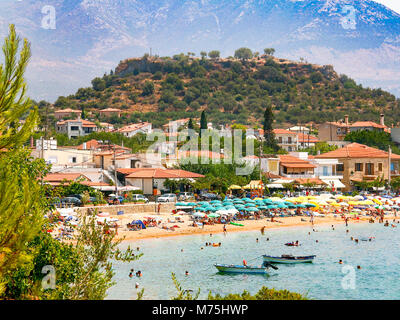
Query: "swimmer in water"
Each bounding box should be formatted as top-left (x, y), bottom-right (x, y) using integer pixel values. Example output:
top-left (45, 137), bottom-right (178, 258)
top-left (339, 260), bottom-right (343, 264)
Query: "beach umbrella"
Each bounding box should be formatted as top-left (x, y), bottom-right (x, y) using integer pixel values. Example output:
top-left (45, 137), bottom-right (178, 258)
top-left (287, 203), bottom-right (297, 209)
top-left (245, 207), bottom-right (259, 212)
top-left (208, 213), bottom-right (221, 218)
top-left (267, 204), bottom-right (278, 209)
top-left (257, 206), bottom-right (269, 210)
top-left (210, 200), bottom-right (221, 204)
top-left (304, 203), bottom-right (317, 208)
top-left (226, 208), bottom-right (239, 214)
top-left (392, 205), bottom-right (400, 209)
top-left (175, 202), bottom-right (188, 206)
top-left (340, 202), bottom-right (349, 207)
top-left (245, 203), bottom-right (257, 207)
top-left (296, 204), bottom-right (307, 208)
top-left (193, 212), bottom-right (206, 218)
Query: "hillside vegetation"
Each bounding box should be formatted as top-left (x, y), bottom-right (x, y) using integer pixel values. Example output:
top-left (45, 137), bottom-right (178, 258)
top-left (50, 52), bottom-right (400, 128)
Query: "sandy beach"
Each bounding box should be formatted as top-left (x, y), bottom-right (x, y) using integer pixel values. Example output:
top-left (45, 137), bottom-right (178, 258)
top-left (113, 212), bottom-right (381, 242)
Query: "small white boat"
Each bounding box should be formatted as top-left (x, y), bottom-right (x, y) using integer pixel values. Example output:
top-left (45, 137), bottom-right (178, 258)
top-left (263, 255), bottom-right (316, 264)
top-left (214, 264), bottom-right (270, 274)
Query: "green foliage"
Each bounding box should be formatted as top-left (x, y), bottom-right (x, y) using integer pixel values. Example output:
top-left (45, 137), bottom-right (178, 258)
top-left (263, 103), bottom-right (278, 151)
top-left (170, 273), bottom-right (200, 300)
top-left (344, 130), bottom-right (400, 154)
top-left (47, 53), bottom-right (400, 128)
top-left (92, 77), bottom-right (106, 91)
top-left (299, 142), bottom-right (339, 156)
top-left (234, 47), bottom-right (253, 61)
top-left (142, 80), bottom-right (155, 96)
top-left (207, 286), bottom-right (308, 300)
top-left (208, 50), bottom-right (220, 60)
top-left (0, 24), bottom-right (38, 150)
top-left (264, 48), bottom-right (275, 56)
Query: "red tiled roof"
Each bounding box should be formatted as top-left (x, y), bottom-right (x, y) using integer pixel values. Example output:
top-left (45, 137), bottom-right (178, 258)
top-left (297, 133), bottom-right (319, 143)
top-left (122, 168), bottom-right (205, 179)
top-left (44, 173), bottom-right (89, 183)
top-left (279, 155), bottom-right (316, 168)
top-left (273, 129), bottom-right (297, 135)
top-left (264, 172), bottom-right (281, 179)
top-left (77, 139), bottom-right (100, 150)
top-left (54, 108), bottom-right (81, 113)
top-left (57, 119), bottom-right (97, 128)
top-left (116, 122), bottom-right (151, 133)
top-left (325, 122), bottom-right (349, 128)
top-left (315, 143), bottom-right (400, 159)
top-left (350, 121), bottom-right (386, 129)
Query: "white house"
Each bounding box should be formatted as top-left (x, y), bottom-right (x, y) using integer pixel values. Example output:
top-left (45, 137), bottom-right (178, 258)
top-left (116, 122), bottom-right (152, 138)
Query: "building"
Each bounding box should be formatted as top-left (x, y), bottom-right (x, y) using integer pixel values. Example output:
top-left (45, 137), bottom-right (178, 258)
top-left (162, 118), bottom-right (190, 134)
top-left (289, 126), bottom-right (310, 134)
top-left (32, 139), bottom-right (95, 169)
top-left (54, 108), bottom-right (81, 120)
top-left (315, 143), bottom-right (400, 191)
top-left (273, 129), bottom-right (299, 152)
top-left (115, 122), bottom-right (152, 138)
top-left (117, 168), bottom-right (205, 195)
top-left (318, 114), bottom-right (389, 143)
top-left (99, 108), bottom-right (122, 118)
top-left (98, 122), bottom-right (115, 132)
top-left (278, 154), bottom-right (316, 179)
top-left (317, 120), bottom-right (349, 142)
top-left (43, 173), bottom-right (91, 186)
top-left (56, 119), bottom-right (97, 139)
top-left (297, 133), bottom-right (319, 149)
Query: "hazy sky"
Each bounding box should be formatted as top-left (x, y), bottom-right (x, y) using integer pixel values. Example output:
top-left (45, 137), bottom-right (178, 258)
top-left (374, 0), bottom-right (400, 14)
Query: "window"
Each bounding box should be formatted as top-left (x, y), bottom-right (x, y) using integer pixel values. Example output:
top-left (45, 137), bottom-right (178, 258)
top-left (288, 137), bottom-right (292, 144)
top-left (278, 137), bottom-right (282, 143)
top-left (69, 156), bottom-right (77, 163)
top-left (378, 163), bottom-right (383, 172)
top-left (336, 164), bottom-right (344, 172)
top-left (71, 126), bottom-right (79, 131)
top-left (365, 163), bottom-right (374, 175)
top-left (355, 163), bottom-right (363, 172)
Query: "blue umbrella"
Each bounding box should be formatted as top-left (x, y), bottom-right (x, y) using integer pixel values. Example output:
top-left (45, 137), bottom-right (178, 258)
top-left (304, 203), bottom-right (317, 208)
top-left (245, 203), bottom-right (257, 207)
top-left (296, 204), bottom-right (307, 208)
top-left (245, 207), bottom-right (259, 212)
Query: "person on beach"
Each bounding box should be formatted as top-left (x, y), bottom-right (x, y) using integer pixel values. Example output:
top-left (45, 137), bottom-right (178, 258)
top-left (243, 259), bottom-right (247, 267)
top-left (223, 225), bottom-right (227, 234)
top-left (261, 226), bottom-right (265, 235)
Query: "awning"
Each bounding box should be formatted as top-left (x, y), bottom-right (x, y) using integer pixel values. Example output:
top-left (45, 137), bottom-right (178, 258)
top-left (92, 186), bottom-right (141, 191)
top-left (321, 179), bottom-right (346, 189)
top-left (266, 184), bottom-right (285, 189)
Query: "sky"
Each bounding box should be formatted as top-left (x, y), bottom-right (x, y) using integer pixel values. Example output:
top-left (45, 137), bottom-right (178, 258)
top-left (374, 0), bottom-right (400, 14)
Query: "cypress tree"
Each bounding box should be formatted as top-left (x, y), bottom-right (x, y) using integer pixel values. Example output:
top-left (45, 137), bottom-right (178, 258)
top-left (263, 104), bottom-right (278, 152)
top-left (200, 111), bottom-right (207, 138)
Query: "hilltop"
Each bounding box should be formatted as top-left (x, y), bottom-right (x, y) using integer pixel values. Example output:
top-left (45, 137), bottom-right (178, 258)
top-left (3, 0), bottom-right (400, 100)
top-left (50, 53), bottom-right (399, 129)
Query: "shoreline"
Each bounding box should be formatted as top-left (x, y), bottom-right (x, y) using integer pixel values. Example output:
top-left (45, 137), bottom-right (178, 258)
top-left (114, 215), bottom-right (380, 242)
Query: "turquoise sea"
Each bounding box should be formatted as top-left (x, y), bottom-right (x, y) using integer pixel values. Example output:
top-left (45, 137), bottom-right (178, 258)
top-left (107, 222), bottom-right (400, 300)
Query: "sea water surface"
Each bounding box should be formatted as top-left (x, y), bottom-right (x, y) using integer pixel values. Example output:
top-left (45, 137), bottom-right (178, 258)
top-left (107, 222), bottom-right (400, 300)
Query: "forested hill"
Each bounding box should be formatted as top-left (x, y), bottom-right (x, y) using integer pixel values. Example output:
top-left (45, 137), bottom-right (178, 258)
top-left (51, 53), bottom-right (400, 128)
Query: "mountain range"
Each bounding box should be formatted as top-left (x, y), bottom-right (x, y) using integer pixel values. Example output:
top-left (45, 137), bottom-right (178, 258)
top-left (1, 0), bottom-right (400, 101)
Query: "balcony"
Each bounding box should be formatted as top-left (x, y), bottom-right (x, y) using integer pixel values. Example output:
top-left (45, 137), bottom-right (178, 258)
top-left (391, 171), bottom-right (400, 177)
top-left (281, 173), bottom-right (316, 179)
